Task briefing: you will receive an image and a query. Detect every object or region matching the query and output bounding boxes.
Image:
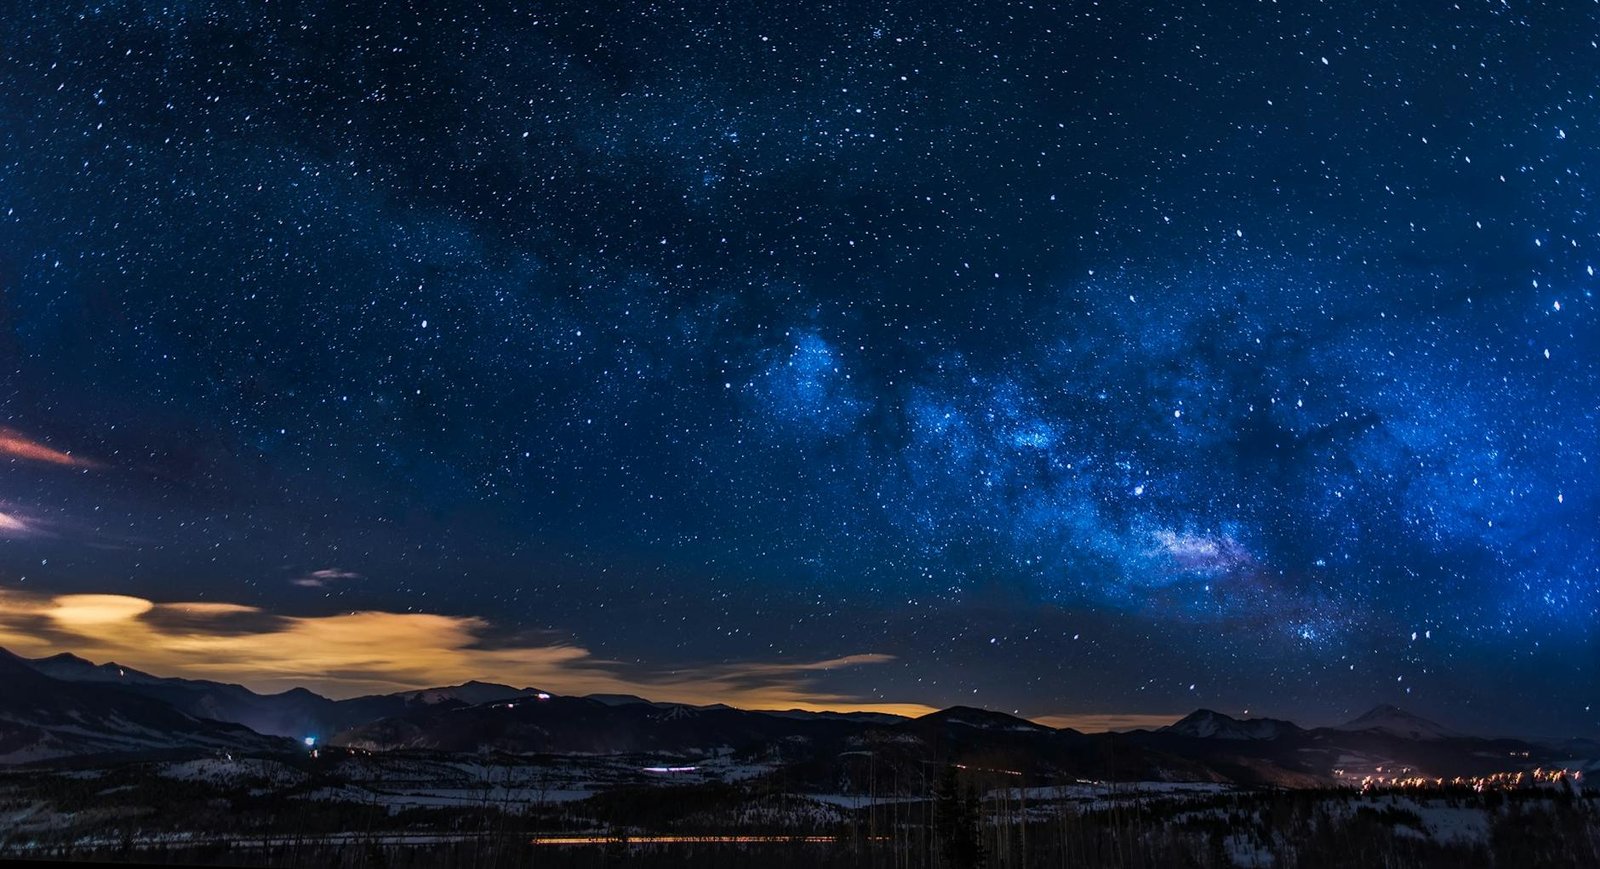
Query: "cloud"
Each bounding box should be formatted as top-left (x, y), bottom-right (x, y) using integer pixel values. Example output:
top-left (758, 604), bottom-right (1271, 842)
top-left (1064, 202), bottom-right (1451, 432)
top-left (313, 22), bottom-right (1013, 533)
top-left (728, 653), bottom-right (899, 673)
top-left (0, 511), bottom-right (38, 538)
top-left (45, 594), bottom-right (154, 626)
top-left (0, 593), bottom-right (1166, 726)
top-left (291, 568), bottom-right (363, 588)
top-left (0, 428), bottom-right (100, 468)
top-left (0, 588), bottom-right (933, 715)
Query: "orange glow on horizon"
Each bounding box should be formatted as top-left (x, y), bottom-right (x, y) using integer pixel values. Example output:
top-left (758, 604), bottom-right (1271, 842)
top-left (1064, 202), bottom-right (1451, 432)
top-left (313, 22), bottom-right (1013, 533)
top-left (0, 588), bottom-right (937, 716)
top-left (0, 589), bottom-right (1157, 728)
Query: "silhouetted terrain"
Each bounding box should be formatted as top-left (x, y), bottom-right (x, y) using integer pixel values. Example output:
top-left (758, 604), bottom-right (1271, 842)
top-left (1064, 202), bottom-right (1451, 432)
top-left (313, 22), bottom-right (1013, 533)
top-left (0, 650), bottom-right (291, 763)
top-left (2, 649), bottom-right (1596, 867)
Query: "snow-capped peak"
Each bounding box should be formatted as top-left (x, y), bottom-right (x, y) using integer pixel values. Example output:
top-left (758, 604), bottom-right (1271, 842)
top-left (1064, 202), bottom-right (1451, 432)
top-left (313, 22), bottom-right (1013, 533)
top-left (1163, 709), bottom-right (1296, 740)
top-left (1334, 704), bottom-right (1461, 740)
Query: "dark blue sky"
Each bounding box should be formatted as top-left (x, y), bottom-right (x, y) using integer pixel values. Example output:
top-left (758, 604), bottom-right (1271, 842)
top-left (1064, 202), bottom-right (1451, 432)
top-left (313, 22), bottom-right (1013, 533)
top-left (0, 0), bottom-right (1595, 734)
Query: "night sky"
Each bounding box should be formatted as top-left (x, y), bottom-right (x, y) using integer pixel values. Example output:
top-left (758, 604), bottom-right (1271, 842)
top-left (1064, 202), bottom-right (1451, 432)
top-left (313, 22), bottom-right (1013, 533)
top-left (0, 1), bottom-right (1596, 736)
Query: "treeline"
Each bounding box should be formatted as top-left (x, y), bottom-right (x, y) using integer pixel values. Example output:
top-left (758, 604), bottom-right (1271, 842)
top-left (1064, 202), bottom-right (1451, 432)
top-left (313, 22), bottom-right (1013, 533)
top-left (4, 761), bottom-right (1598, 867)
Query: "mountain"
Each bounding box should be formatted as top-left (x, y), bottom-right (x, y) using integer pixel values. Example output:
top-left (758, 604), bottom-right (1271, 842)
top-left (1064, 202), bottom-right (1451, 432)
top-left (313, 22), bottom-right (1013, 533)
top-left (331, 696), bottom-right (1227, 787)
top-left (389, 681), bottom-right (546, 706)
top-left (1542, 737), bottom-right (1600, 774)
top-left (10, 649), bottom-right (1594, 789)
top-left (0, 649), bottom-right (290, 764)
top-left (1162, 709), bottom-right (1301, 741)
top-left (334, 694), bottom-right (874, 755)
top-left (25, 653), bottom-right (343, 739)
top-left (913, 706), bottom-right (1054, 733)
top-left (585, 693), bottom-right (669, 708)
top-left (763, 709), bottom-right (909, 725)
top-left (1108, 704), bottom-right (1582, 786)
top-left (1333, 704), bottom-right (1462, 740)
top-left (23, 651), bottom-right (543, 739)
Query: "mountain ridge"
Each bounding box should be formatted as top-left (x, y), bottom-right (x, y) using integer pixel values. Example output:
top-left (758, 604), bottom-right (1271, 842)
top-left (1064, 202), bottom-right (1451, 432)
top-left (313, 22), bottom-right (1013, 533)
top-left (6, 646), bottom-right (1593, 787)
top-left (1162, 708), bottom-right (1301, 741)
top-left (22, 649), bottom-right (546, 740)
top-left (0, 649), bottom-right (292, 763)
top-left (1334, 703), bottom-right (1463, 740)
top-left (2, 648), bottom-right (1542, 742)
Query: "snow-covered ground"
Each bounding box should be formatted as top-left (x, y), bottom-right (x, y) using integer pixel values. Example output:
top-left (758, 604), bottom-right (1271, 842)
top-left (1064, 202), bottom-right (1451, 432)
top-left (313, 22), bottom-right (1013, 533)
top-left (1334, 794), bottom-right (1492, 845)
top-left (801, 793), bottom-right (925, 808)
top-left (157, 757), bottom-right (306, 787)
top-left (984, 780), bottom-right (1236, 809)
top-left (267, 748), bottom-right (784, 811)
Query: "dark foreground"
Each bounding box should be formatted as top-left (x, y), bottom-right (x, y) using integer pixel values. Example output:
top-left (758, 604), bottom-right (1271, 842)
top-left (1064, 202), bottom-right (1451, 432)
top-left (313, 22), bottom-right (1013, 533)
top-left (0, 753), bottom-right (1595, 868)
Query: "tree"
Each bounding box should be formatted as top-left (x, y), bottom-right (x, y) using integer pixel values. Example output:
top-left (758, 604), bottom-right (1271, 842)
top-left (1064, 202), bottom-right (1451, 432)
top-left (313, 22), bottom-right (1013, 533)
top-left (934, 765), bottom-right (985, 869)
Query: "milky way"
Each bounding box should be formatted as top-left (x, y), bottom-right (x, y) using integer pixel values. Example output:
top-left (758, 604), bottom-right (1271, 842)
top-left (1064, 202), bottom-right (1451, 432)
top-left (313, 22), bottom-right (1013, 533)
top-left (0, 1), bottom-right (1595, 734)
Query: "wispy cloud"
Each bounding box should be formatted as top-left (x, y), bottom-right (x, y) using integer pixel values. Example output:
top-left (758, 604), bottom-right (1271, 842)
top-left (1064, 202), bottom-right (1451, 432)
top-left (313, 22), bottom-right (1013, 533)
top-left (290, 568), bottom-right (363, 588)
top-left (0, 511), bottom-right (38, 538)
top-left (0, 589), bottom-right (933, 716)
top-left (0, 428), bottom-right (100, 469)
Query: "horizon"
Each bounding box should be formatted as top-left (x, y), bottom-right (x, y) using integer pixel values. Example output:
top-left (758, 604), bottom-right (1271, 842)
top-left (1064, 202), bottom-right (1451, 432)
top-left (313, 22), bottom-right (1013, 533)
top-left (10, 634), bottom-right (1545, 739)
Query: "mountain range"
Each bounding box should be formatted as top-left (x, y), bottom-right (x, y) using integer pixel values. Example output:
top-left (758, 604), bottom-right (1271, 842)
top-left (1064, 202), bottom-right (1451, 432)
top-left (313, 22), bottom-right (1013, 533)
top-left (0, 649), bottom-right (290, 763)
top-left (3, 647), bottom-right (1595, 787)
top-left (22, 651), bottom-right (549, 740)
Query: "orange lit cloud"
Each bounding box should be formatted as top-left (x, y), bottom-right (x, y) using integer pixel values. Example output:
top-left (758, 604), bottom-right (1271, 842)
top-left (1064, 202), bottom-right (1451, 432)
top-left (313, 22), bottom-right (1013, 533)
top-left (0, 428), bottom-right (100, 469)
top-left (0, 589), bottom-right (935, 716)
top-left (46, 594), bottom-right (155, 626)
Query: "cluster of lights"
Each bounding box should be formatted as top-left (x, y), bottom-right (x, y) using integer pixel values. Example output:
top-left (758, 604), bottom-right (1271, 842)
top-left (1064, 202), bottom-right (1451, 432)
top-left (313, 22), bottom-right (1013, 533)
top-left (494, 693), bottom-right (553, 711)
top-left (951, 762), bottom-right (1024, 777)
top-left (1356, 767), bottom-right (1584, 793)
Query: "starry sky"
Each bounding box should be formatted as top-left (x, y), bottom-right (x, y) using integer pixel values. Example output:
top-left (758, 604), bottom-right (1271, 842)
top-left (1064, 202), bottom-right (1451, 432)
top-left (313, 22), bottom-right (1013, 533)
top-left (0, 1), bottom-right (1596, 736)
